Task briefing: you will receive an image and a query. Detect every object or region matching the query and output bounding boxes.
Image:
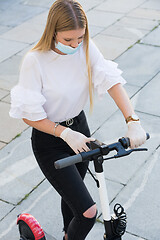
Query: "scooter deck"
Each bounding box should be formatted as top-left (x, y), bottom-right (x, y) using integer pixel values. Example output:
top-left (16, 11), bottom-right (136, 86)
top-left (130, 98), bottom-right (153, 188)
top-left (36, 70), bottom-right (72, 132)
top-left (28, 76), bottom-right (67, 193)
top-left (44, 231), bottom-right (57, 240)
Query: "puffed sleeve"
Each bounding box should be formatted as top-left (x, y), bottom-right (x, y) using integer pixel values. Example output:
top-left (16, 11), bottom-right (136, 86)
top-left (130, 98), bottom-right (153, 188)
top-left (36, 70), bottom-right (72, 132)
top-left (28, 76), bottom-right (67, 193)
top-left (89, 39), bottom-right (126, 98)
top-left (9, 52), bottom-right (47, 121)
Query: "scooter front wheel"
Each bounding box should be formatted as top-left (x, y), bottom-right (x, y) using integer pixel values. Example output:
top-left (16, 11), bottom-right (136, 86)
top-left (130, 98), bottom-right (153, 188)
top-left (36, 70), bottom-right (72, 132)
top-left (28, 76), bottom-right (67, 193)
top-left (17, 213), bottom-right (46, 240)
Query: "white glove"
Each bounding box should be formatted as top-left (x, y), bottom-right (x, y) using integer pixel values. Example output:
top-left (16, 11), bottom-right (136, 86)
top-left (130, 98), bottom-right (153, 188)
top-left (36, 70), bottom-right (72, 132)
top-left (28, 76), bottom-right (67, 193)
top-left (60, 128), bottom-right (95, 154)
top-left (125, 121), bottom-right (146, 149)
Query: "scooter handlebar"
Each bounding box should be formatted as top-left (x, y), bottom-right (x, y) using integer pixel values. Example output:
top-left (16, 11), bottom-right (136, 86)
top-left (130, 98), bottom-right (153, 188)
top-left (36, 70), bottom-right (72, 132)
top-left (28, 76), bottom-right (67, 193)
top-left (54, 154), bottom-right (83, 169)
top-left (120, 133), bottom-right (150, 149)
top-left (54, 133), bottom-right (150, 169)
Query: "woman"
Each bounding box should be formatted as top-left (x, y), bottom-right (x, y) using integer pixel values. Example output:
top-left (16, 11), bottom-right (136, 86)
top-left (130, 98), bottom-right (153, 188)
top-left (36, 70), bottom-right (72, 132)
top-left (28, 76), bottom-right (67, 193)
top-left (9, 0), bottom-right (146, 239)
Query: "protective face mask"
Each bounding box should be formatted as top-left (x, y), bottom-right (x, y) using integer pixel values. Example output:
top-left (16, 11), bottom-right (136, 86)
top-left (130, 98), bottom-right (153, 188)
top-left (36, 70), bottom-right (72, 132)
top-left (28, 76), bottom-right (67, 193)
top-left (55, 41), bottom-right (83, 55)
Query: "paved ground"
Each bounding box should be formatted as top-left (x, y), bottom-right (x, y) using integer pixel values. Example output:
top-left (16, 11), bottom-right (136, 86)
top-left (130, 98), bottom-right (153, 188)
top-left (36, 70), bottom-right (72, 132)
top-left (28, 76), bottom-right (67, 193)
top-left (0, 0), bottom-right (160, 239)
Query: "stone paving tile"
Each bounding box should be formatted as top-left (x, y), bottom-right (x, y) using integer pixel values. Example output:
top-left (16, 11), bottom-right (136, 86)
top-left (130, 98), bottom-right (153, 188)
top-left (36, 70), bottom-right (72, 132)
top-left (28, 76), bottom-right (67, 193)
top-left (16, 43), bottom-right (36, 57)
top-left (134, 72), bottom-right (160, 117)
top-left (116, 16), bottom-right (158, 31)
top-left (0, 55), bottom-right (22, 90)
top-left (0, 102), bottom-right (28, 143)
top-left (0, 25), bottom-right (12, 35)
top-left (1, 94), bottom-right (10, 104)
top-left (91, 111), bottom-right (160, 185)
top-left (0, 39), bottom-right (28, 63)
top-left (110, 148), bottom-right (160, 240)
top-left (0, 130), bottom-right (45, 205)
top-left (95, 0), bottom-right (146, 14)
top-left (0, 127), bottom-right (31, 159)
top-left (24, 0), bottom-right (104, 12)
top-left (0, 3), bottom-right (46, 27)
top-left (102, 24), bottom-right (148, 41)
top-left (123, 83), bottom-right (140, 98)
top-left (93, 34), bottom-right (135, 60)
top-left (128, 7), bottom-right (160, 20)
top-left (0, 0), bottom-right (23, 11)
top-left (124, 234), bottom-right (146, 240)
top-left (0, 142), bottom-right (6, 150)
top-left (116, 43), bottom-right (160, 87)
top-left (89, 25), bottom-right (104, 38)
top-left (0, 154), bottom-right (44, 205)
top-left (1, 21), bottom-right (45, 44)
top-left (22, 0), bottom-right (54, 8)
top-left (85, 94), bottom-right (117, 134)
top-left (0, 89), bottom-right (9, 100)
top-left (87, 221), bottom-right (104, 240)
top-left (0, 200), bottom-right (14, 221)
top-left (141, 0), bottom-right (160, 11)
top-left (26, 10), bottom-right (48, 27)
top-left (86, 10), bottom-right (123, 28)
top-left (0, 76), bottom-right (18, 91)
top-left (78, 0), bottom-right (105, 12)
top-left (0, 145), bottom-right (44, 204)
top-left (141, 26), bottom-right (160, 46)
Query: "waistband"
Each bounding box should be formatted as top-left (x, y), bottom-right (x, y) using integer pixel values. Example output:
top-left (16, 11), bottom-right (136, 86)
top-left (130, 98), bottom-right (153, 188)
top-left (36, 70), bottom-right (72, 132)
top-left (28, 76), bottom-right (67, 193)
top-left (59, 111), bottom-right (84, 127)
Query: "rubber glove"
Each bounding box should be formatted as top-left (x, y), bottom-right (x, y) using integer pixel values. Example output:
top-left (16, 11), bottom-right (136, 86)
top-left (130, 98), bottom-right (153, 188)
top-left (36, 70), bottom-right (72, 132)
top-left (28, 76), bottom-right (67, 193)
top-left (125, 121), bottom-right (146, 149)
top-left (60, 128), bottom-right (95, 154)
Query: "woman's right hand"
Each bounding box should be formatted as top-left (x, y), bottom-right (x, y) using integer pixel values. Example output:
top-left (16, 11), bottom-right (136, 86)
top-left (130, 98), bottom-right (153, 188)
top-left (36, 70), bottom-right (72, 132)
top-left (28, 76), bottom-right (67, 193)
top-left (60, 128), bottom-right (95, 154)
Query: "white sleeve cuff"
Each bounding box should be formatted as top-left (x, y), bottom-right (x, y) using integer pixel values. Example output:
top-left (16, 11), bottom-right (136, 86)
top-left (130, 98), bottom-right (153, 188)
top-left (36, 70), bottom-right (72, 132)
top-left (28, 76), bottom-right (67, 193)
top-left (9, 85), bottom-right (47, 121)
top-left (92, 59), bottom-right (126, 98)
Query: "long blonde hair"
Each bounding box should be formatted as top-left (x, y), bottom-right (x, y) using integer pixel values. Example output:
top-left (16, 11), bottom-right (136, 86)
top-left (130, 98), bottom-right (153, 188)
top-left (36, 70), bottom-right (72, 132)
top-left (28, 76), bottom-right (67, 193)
top-left (32, 0), bottom-right (93, 111)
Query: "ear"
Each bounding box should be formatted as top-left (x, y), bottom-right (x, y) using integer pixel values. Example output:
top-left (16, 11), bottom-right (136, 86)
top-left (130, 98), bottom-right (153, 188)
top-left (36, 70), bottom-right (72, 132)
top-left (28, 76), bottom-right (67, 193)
top-left (53, 31), bottom-right (57, 39)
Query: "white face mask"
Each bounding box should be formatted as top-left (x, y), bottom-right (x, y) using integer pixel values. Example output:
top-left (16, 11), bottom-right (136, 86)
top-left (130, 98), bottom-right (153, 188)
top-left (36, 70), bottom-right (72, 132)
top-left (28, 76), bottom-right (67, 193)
top-left (55, 41), bottom-right (83, 55)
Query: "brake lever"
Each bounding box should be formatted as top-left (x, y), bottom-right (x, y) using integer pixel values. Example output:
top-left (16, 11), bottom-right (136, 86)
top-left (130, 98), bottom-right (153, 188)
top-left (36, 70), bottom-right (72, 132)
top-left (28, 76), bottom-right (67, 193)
top-left (103, 147), bottom-right (148, 160)
top-left (114, 147), bottom-right (148, 158)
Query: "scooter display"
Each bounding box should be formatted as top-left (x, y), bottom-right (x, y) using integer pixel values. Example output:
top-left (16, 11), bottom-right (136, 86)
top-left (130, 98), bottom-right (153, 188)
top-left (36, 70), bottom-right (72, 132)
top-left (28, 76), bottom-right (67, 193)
top-left (17, 134), bottom-right (149, 240)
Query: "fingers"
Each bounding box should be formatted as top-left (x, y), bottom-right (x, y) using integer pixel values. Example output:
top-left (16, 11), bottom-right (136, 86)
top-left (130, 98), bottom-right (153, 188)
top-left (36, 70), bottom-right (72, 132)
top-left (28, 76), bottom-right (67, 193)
top-left (87, 137), bottom-right (95, 142)
top-left (65, 131), bottom-right (95, 154)
top-left (75, 137), bottom-right (95, 153)
top-left (77, 143), bottom-right (90, 153)
top-left (72, 142), bottom-right (90, 154)
top-left (82, 144), bottom-right (90, 152)
top-left (126, 122), bottom-right (146, 149)
top-left (130, 137), bottom-right (146, 149)
top-left (73, 148), bottom-right (80, 154)
top-left (81, 137), bottom-right (95, 152)
top-left (75, 141), bottom-right (91, 154)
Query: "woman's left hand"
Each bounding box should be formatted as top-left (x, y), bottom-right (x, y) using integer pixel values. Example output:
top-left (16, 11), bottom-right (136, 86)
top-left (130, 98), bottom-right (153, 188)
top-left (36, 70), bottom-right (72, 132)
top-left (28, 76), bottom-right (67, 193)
top-left (125, 121), bottom-right (146, 149)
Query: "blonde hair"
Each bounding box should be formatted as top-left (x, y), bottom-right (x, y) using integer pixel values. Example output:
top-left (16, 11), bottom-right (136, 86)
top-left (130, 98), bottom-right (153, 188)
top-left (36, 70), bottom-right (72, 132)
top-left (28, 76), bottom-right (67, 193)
top-left (32, 0), bottom-right (93, 111)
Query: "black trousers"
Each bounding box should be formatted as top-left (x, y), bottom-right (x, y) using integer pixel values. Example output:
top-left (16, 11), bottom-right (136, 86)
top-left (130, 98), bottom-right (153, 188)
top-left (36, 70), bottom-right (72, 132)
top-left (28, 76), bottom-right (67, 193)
top-left (31, 111), bottom-right (96, 240)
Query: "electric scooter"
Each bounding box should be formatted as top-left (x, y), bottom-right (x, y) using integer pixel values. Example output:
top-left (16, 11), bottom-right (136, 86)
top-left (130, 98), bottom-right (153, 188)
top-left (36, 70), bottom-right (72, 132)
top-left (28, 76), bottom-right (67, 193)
top-left (17, 134), bottom-right (149, 240)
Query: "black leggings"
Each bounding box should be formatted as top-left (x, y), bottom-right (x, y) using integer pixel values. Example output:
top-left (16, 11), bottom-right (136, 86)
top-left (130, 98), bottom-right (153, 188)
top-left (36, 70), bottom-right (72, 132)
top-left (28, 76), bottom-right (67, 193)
top-left (31, 111), bottom-right (96, 240)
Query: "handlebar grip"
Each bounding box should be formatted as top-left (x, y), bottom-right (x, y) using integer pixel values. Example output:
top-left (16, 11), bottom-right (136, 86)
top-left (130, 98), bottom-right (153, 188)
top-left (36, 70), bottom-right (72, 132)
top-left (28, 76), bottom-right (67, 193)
top-left (54, 154), bottom-right (82, 169)
top-left (120, 133), bottom-right (150, 149)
